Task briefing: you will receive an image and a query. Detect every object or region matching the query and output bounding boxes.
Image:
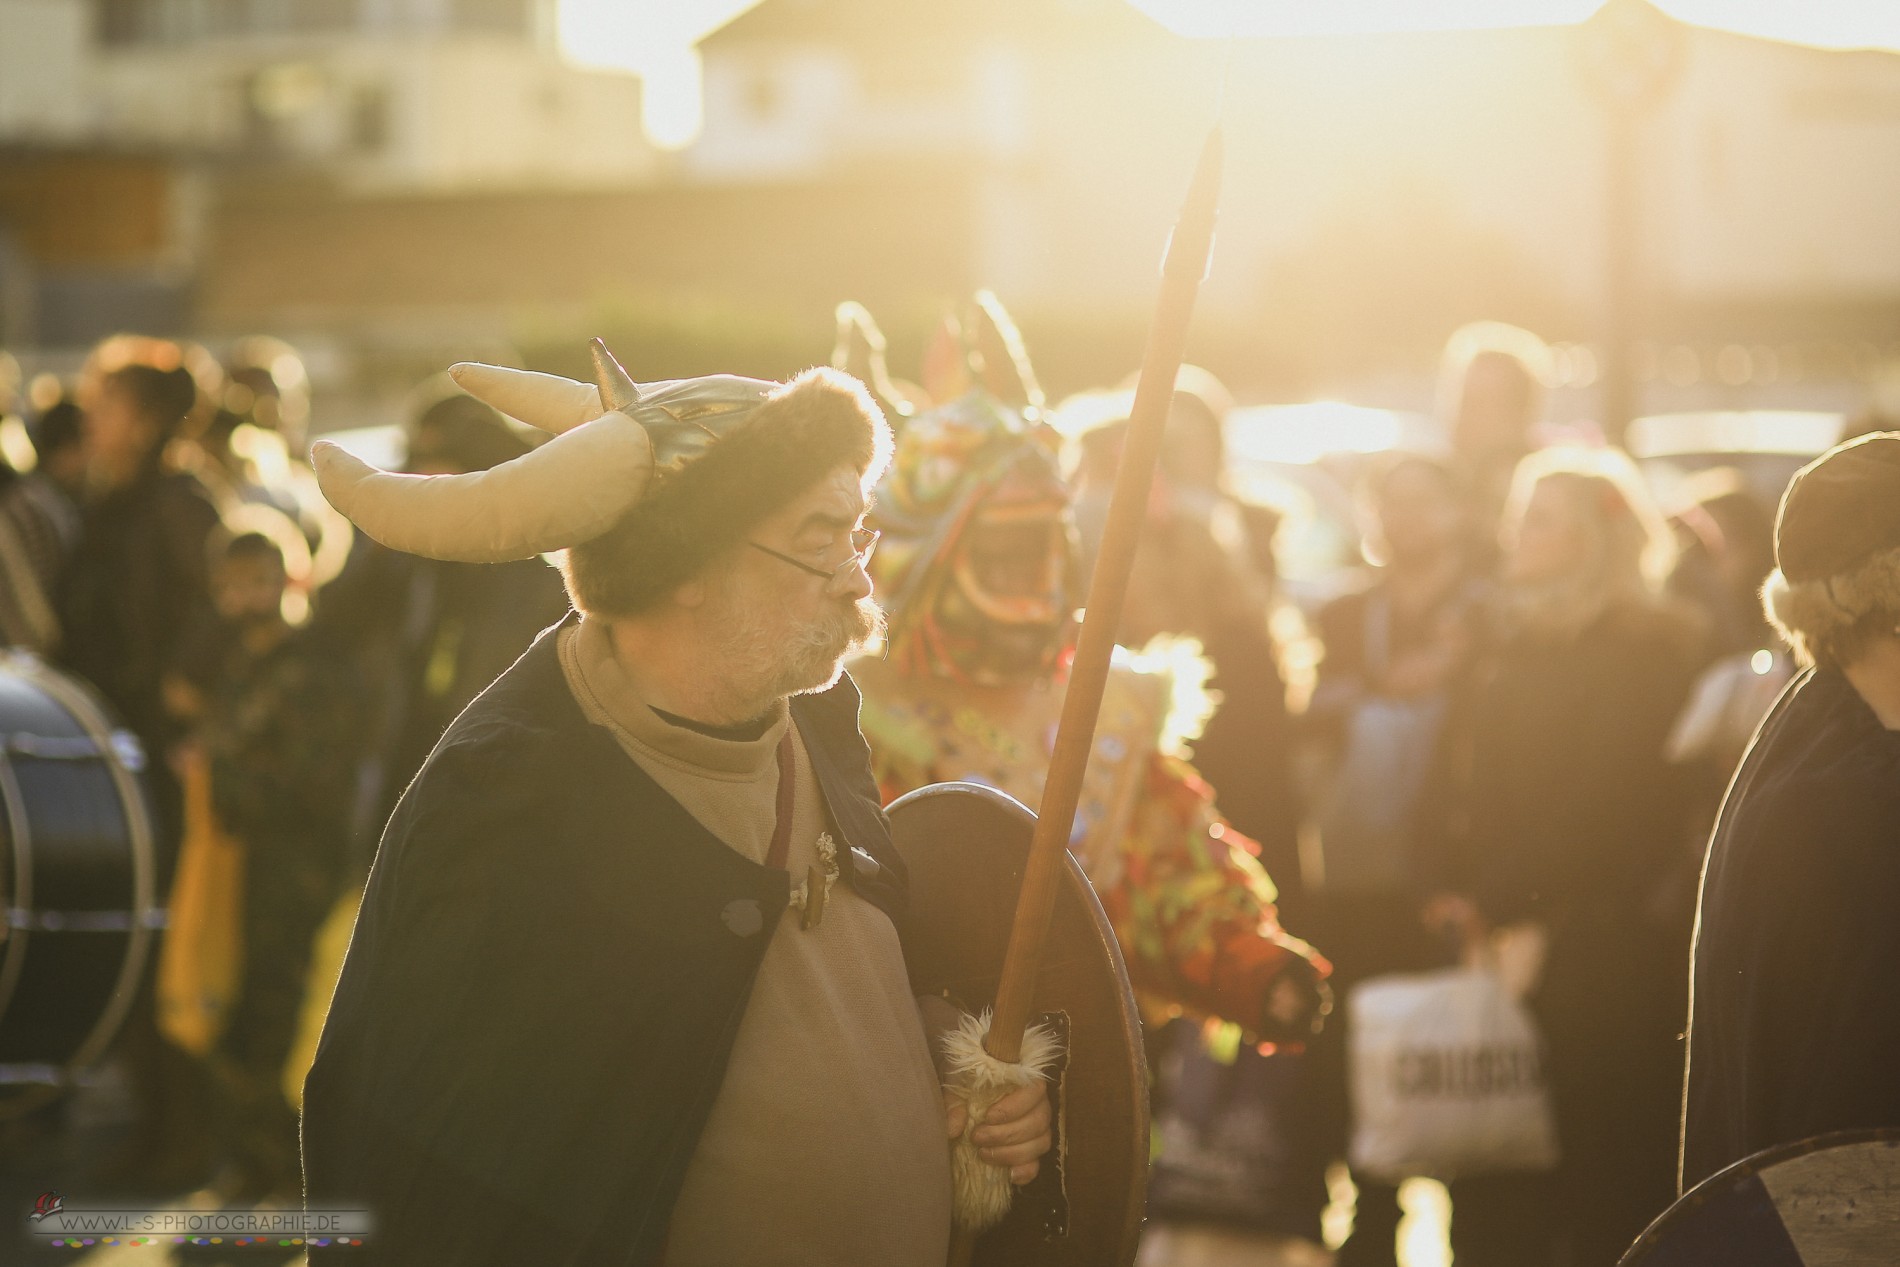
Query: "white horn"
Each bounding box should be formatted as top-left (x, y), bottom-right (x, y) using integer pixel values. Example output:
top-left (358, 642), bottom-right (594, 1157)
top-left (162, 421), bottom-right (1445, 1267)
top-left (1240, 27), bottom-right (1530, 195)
top-left (311, 410), bottom-right (653, 563)
top-left (448, 363), bottom-right (603, 436)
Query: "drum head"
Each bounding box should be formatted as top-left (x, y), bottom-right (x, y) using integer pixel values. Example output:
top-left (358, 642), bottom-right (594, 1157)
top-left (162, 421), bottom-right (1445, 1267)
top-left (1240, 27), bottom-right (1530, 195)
top-left (1620, 1129), bottom-right (1900, 1265)
top-left (0, 653), bottom-right (156, 1118)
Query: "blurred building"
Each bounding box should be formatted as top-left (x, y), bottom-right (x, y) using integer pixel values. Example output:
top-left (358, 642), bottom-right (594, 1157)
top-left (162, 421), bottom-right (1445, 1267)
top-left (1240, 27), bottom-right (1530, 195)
top-left (691, 0), bottom-right (1900, 411)
top-left (2, 0), bottom-right (1899, 421)
top-left (0, 0), bottom-right (187, 347)
top-left (89, 0), bottom-right (652, 191)
top-left (0, 0), bottom-right (653, 361)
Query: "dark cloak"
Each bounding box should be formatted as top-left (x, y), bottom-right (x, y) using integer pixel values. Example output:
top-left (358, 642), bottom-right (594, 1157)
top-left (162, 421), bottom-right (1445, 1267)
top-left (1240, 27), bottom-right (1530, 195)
top-left (1680, 666), bottom-right (1900, 1191)
top-left (301, 615), bottom-right (909, 1264)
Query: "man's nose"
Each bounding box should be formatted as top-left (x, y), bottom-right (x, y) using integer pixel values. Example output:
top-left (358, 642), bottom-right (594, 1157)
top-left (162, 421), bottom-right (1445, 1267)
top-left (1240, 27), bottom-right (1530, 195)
top-left (830, 557), bottom-right (874, 603)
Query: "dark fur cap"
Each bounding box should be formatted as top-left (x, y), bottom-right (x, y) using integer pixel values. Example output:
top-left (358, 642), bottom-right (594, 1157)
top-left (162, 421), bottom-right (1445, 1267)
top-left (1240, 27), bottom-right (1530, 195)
top-left (564, 366), bottom-right (892, 616)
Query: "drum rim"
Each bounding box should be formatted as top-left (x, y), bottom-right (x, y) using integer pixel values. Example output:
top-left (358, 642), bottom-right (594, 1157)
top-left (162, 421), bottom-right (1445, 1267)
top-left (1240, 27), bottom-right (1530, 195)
top-left (1620, 1125), bottom-right (1900, 1263)
top-left (0, 685), bottom-right (29, 1024)
top-left (0, 651), bottom-right (159, 1091)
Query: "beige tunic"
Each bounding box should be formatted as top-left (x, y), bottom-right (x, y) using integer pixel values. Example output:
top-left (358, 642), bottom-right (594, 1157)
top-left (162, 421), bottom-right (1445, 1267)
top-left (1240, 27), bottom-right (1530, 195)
top-left (558, 619), bottom-right (951, 1266)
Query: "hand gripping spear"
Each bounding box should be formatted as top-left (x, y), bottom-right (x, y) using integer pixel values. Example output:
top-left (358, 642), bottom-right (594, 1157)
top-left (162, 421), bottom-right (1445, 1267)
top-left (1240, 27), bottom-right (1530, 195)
top-left (949, 123), bottom-right (1224, 1264)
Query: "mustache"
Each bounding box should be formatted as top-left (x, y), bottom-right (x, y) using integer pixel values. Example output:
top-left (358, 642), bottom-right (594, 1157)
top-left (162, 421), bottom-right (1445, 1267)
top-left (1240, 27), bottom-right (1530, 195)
top-left (844, 594), bottom-right (884, 644)
top-left (809, 594), bottom-right (884, 654)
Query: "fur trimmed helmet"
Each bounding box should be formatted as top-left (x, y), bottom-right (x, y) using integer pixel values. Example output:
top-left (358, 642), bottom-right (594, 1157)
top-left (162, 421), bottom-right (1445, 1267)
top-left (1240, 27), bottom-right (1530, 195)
top-left (1762, 431), bottom-right (1900, 666)
top-left (312, 340), bottom-right (893, 615)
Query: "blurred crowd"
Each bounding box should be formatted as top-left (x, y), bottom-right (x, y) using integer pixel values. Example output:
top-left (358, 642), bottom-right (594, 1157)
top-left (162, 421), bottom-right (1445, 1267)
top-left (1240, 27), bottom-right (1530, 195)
top-left (0, 312), bottom-right (1853, 1263)
top-left (0, 337), bottom-right (568, 1206)
top-left (1095, 323), bottom-right (1803, 1267)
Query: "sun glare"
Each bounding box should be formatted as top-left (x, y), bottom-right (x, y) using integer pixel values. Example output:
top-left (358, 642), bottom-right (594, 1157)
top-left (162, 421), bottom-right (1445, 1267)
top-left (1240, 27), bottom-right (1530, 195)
top-left (1659, 0), bottom-right (1900, 52)
top-left (1132, 0), bottom-right (1602, 39)
top-left (636, 47), bottom-right (705, 152)
top-left (559, 0), bottom-right (1900, 154)
top-left (1134, 0), bottom-right (1900, 51)
top-left (556, 0), bottom-right (732, 150)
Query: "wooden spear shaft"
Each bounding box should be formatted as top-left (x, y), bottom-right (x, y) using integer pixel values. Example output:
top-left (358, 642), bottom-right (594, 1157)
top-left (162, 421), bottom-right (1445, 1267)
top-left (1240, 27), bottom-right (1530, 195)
top-left (984, 126), bottom-right (1225, 1064)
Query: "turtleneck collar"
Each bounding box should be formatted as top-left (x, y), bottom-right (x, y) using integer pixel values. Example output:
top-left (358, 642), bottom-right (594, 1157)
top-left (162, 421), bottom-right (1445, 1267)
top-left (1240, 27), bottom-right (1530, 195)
top-left (564, 614), bottom-right (789, 779)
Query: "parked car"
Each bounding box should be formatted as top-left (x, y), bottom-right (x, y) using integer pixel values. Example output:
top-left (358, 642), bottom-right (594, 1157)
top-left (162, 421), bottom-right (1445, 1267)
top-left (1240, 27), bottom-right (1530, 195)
top-left (1627, 409), bottom-right (1846, 507)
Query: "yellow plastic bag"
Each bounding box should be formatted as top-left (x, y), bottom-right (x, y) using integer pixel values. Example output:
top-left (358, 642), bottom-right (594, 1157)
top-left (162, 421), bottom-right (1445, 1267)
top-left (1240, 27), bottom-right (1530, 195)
top-left (155, 748), bottom-right (245, 1056)
top-left (283, 887), bottom-right (360, 1109)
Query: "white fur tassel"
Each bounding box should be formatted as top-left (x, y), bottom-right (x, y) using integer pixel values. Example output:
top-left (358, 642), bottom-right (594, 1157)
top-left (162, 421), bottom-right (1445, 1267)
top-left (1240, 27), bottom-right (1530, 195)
top-left (939, 1008), bottom-right (1062, 1233)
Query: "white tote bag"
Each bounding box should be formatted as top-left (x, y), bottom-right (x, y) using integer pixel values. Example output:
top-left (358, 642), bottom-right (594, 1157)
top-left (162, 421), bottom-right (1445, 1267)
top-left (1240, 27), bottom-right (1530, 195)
top-left (1347, 966), bottom-right (1560, 1183)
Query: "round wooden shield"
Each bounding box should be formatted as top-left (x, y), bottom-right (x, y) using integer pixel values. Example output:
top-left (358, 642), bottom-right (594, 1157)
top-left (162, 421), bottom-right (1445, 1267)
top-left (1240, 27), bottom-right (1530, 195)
top-left (1620, 1129), bottom-right (1900, 1265)
top-left (886, 782), bottom-right (1149, 1267)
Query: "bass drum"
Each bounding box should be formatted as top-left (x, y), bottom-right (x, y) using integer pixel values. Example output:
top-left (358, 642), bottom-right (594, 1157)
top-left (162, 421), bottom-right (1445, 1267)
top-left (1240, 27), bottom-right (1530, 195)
top-left (0, 651), bottom-right (159, 1119)
top-left (888, 782), bottom-right (1148, 1267)
top-left (1619, 1128), bottom-right (1900, 1265)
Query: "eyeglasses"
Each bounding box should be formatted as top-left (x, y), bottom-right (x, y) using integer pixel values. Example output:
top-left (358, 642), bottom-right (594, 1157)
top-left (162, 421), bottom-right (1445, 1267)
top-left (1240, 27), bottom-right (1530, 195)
top-left (749, 527), bottom-right (880, 585)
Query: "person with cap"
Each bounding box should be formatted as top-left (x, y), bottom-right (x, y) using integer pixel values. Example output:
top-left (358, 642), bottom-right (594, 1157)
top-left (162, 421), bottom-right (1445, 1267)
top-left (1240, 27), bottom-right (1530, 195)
top-left (311, 389), bottom-right (570, 851)
top-left (1680, 431), bottom-right (1900, 1193)
top-left (298, 344), bottom-right (1051, 1265)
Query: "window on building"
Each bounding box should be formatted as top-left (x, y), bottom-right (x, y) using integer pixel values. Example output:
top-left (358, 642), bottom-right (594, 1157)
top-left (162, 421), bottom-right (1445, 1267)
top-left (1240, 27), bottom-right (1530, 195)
top-left (95, 0), bottom-right (147, 45)
top-left (99, 0), bottom-right (367, 41)
top-left (351, 82), bottom-right (391, 153)
top-left (447, 0), bottom-right (535, 36)
top-left (288, 0), bottom-right (366, 34)
top-left (744, 66), bottom-right (782, 122)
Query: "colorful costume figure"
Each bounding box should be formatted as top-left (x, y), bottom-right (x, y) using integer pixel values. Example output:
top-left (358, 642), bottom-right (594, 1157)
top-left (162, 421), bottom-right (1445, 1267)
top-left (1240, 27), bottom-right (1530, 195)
top-left (841, 297), bottom-right (1329, 1045)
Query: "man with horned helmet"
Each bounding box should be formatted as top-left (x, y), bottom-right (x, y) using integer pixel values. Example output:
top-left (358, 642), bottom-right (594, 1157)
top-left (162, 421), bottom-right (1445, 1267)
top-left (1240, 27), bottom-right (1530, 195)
top-left (300, 344), bottom-right (1050, 1265)
top-left (836, 295), bottom-right (1330, 1049)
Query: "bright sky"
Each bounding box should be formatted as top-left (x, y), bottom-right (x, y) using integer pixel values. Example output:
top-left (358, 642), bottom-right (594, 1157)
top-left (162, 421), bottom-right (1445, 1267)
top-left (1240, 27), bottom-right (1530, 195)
top-left (1130, 0), bottom-right (1900, 48)
top-left (556, 0), bottom-right (1900, 148)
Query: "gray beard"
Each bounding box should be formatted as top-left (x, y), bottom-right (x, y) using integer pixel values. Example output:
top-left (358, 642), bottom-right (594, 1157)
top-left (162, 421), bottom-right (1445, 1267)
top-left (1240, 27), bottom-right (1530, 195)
top-left (706, 593), bottom-right (885, 721)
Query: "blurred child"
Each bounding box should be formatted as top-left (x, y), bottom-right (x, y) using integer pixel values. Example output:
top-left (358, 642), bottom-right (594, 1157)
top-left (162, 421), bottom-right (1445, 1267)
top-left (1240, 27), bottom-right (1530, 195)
top-left (200, 531), bottom-right (363, 1202)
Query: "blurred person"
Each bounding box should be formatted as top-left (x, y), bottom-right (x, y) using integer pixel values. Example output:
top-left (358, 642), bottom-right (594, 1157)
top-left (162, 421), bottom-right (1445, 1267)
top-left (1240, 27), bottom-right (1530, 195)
top-left (55, 359), bottom-right (224, 1192)
top-left (1111, 363), bottom-right (1236, 520)
top-left (30, 396), bottom-right (88, 503)
top-left (185, 395), bottom-right (301, 524)
top-left (57, 361), bottom-right (222, 872)
top-left (224, 334), bottom-right (312, 457)
top-left (1303, 451), bottom-right (1488, 1267)
top-left (1681, 433), bottom-right (1900, 1190)
top-left (302, 351), bottom-right (1051, 1265)
top-left (1166, 368), bottom-right (1307, 886)
top-left (1665, 467), bottom-right (1780, 659)
top-left (312, 389), bottom-right (569, 859)
top-left (1067, 372), bottom-right (1323, 1248)
top-left (1424, 447), bottom-right (1706, 1266)
top-left (0, 401), bottom-right (84, 652)
top-left (1072, 402), bottom-right (1303, 890)
top-left (1661, 471), bottom-right (1792, 880)
top-left (1438, 321), bottom-right (1555, 560)
top-left (196, 532), bottom-right (363, 1204)
top-left (187, 338), bottom-right (345, 585)
top-left (78, 336), bottom-right (224, 479)
top-left (844, 301), bottom-right (1329, 1261)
